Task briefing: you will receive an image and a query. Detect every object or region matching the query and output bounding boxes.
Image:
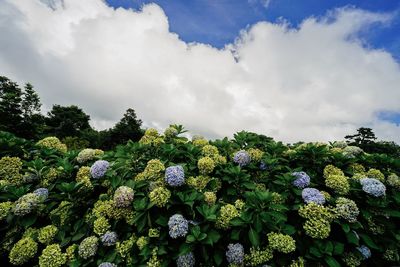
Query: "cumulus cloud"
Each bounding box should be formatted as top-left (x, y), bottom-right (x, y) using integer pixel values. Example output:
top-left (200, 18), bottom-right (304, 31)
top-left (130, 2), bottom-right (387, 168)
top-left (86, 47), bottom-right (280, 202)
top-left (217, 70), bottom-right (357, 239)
top-left (0, 0), bottom-right (399, 142)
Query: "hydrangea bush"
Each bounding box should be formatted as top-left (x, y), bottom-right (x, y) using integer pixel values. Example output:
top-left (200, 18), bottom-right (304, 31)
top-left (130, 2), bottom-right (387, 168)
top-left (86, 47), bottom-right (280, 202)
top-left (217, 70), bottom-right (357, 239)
top-left (0, 129), bottom-right (399, 266)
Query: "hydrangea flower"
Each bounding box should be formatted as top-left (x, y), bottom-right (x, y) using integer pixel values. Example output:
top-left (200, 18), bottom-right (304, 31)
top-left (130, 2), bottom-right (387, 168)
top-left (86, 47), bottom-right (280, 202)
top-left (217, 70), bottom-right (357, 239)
top-left (325, 174), bottom-right (350, 195)
top-left (38, 225), bottom-right (58, 244)
top-left (165, 165), bottom-right (185, 187)
top-left (197, 157), bottom-right (215, 175)
top-left (168, 214), bottom-right (189, 239)
top-left (292, 171), bottom-right (311, 189)
top-left (33, 188), bottom-right (49, 200)
top-left (90, 160), bottom-right (110, 179)
top-left (113, 186), bottom-right (134, 208)
top-left (38, 244), bottom-right (67, 267)
top-left (177, 252), bottom-right (195, 267)
top-left (267, 232), bottom-right (296, 253)
top-left (248, 148), bottom-right (264, 162)
top-left (357, 245), bottom-right (371, 259)
top-left (13, 193), bottom-right (40, 216)
top-left (78, 236), bottom-right (98, 259)
top-left (9, 237), bottom-right (38, 265)
top-left (98, 263), bottom-right (117, 267)
top-left (36, 137), bottom-right (67, 153)
top-left (216, 204), bottom-right (240, 229)
top-left (226, 243), bottom-right (244, 264)
top-left (204, 191), bottom-right (217, 205)
top-left (244, 247), bottom-right (273, 266)
top-left (0, 156), bottom-right (23, 185)
top-left (77, 148), bottom-right (104, 164)
top-left (233, 150), bottom-right (251, 167)
top-left (360, 178), bottom-right (386, 197)
top-left (302, 188), bottom-right (325, 205)
top-left (100, 231), bottom-right (118, 247)
top-left (94, 216), bottom-right (110, 235)
top-left (0, 201), bottom-right (13, 220)
top-left (149, 186), bottom-right (171, 207)
top-left (335, 197), bottom-right (359, 223)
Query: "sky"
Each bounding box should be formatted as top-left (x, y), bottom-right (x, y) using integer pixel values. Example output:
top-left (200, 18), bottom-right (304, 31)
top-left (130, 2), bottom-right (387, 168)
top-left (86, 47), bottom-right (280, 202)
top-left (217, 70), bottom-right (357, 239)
top-left (0, 0), bottom-right (400, 142)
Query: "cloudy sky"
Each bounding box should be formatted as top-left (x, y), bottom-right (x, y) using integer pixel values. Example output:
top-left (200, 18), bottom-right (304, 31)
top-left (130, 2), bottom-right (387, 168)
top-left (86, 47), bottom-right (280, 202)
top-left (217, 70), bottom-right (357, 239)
top-left (1, 0), bottom-right (400, 142)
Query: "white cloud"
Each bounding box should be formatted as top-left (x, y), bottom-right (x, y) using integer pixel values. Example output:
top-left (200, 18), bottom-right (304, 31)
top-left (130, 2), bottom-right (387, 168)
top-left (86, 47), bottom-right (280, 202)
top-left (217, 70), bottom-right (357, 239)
top-left (0, 0), bottom-right (399, 142)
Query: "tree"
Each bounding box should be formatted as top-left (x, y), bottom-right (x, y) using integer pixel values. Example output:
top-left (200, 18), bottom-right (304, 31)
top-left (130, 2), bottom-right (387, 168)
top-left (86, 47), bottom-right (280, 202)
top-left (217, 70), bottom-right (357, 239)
top-left (19, 83), bottom-right (45, 139)
top-left (0, 76), bottom-right (23, 133)
top-left (100, 108), bottom-right (143, 149)
top-left (345, 127), bottom-right (377, 145)
top-left (21, 83), bottom-right (41, 117)
top-left (45, 105), bottom-right (91, 138)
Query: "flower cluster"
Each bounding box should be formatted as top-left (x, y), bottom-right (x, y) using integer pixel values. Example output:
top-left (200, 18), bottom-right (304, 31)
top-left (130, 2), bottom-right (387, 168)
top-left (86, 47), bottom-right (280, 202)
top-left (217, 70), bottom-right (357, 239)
top-left (267, 232), bottom-right (296, 253)
top-left (76, 148), bottom-right (104, 164)
top-left (13, 193), bottom-right (40, 216)
top-left (78, 236), bottom-right (98, 259)
top-left (244, 247), bottom-right (273, 266)
top-left (38, 225), bottom-right (58, 244)
top-left (101, 231), bottom-right (118, 246)
top-left (94, 216), bottom-right (111, 235)
top-left (165, 165), bottom-right (185, 187)
top-left (139, 128), bottom-right (164, 146)
top-left (342, 252), bottom-right (361, 267)
top-left (360, 178), bottom-right (386, 197)
top-left (136, 159), bottom-right (165, 181)
top-left (204, 191), bottom-right (217, 205)
top-left (36, 137), bottom-right (67, 153)
top-left (301, 188), bottom-right (325, 205)
top-left (323, 165), bottom-right (344, 178)
top-left (357, 245), bottom-right (371, 259)
top-left (177, 252), bottom-right (195, 267)
top-left (116, 235), bottom-right (136, 258)
top-left (113, 186), bottom-right (134, 208)
top-left (39, 244), bottom-right (67, 267)
top-left (226, 243), bottom-right (244, 265)
top-left (292, 171), bottom-right (311, 189)
top-left (9, 237), bottom-right (38, 265)
top-left (247, 148), bottom-right (264, 162)
top-left (342, 146), bottom-right (364, 158)
top-left (148, 228), bottom-right (160, 238)
top-left (387, 173), bottom-right (400, 190)
top-left (325, 174), bottom-right (350, 195)
top-left (164, 126), bottom-right (179, 138)
top-left (168, 214), bottom-right (189, 238)
top-left (76, 166), bottom-right (93, 189)
top-left (233, 150), bottom-right (251, 167)
top-left (335, 197), bottom-right (359, 223)
top-left (349, 163), bottom-right (365, 174)
top-left (90, 160), bottom-right (109, 179)
top-left (99, 262), bottom-right (117, 267)
top-left (136, 236), bottom-right (148, 250)
top-left (192, 136), bottom-right (209, 147)
top-left (33, 188), bottom-right (49, 200)
top-left (149, 186), bottom-right (171, 207)
top-left (216, 204), bottom-right (240, 229)
top-left (0, 156), bottom-right (23, 185)
top-left (366, 168), bottom-right (385, 182)
top-left (197, 156), bottom-right (215, 175)
top-left (299, 203), bottom-right (336, 239)
top-left (0, 201), bottom-right (13, 220)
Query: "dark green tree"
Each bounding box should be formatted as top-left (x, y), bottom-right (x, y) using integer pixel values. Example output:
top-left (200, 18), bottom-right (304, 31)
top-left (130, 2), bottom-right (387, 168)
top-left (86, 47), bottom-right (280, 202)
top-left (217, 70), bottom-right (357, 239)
top-left (21, 83), bottom-right (41, 117)
top-left (20, 83), bottom-right (45, 139)
top-left (345, 127), bottom-right (377, 145)
top-left (0, 76), bottom-right (23, 133)
top-left (45, 105), bottom-right (91, 138)
top-left (100, 108), bottom-right (143, 149)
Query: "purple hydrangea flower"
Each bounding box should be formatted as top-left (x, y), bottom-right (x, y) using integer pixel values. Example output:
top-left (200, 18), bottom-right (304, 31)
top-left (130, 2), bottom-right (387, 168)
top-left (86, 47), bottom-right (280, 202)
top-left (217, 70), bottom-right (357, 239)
top-left (90, 160), bottom-right (110, 179)
top-left (101, 231), bottom-right (118, 246)
top-left (259, 162), bottom-right (268, 170)
top-left (233, 150), bottom-right (251, 167)
top-left (292, 171), bottom-right (311, 189)
top-left (98, 263), bottom-right (116, 267)
top-left (113, 186), bottom-right (134, 208)
top-left (360, 178), bottom-right (386, 197)
top-left (33, 188), bottom-right (49, 200)
top-left (168, 214), bottom-right (189, 238)
top-left (177, 252), bottom-right (195, 267)
top-left (357, 245), bottom-right (371, 259)
top-left (302, 188), bottom-right (325, 205)
top-left (226, 243), bottom-right (244, 264)
top-left (165, 166), bottom-right (185, 187)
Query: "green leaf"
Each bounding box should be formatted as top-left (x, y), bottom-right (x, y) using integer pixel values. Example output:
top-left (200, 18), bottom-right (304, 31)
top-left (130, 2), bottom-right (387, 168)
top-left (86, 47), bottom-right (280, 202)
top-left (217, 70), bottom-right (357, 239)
top-left (341, 223), bottom-right (350, 233)
top-left (178, 243), bottom-right (193, 256)
top-left (333, 242), bottom-right (344, 255)
top-left (213, 250), bottom-right (223, 266)
top-left (359, 234), bottom-right (379, 250)
top-left (186, 235), bottom-right (195, 243)
top-left (346, 231), bottom-right (359, 246)
top-left (325, 256), bottom-right (340, 267)
top-left (310, 246), bottom-right (322, 257)
top-left (248, 227), bottom-right (259, 247)
top-left (19, 214), bottom-right (37, 227)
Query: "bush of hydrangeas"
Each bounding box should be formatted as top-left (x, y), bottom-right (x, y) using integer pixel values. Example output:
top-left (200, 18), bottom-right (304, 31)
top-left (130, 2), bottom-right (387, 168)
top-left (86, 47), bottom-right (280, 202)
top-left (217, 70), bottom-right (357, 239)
top-left (0, 128), bottom-right (400, 266)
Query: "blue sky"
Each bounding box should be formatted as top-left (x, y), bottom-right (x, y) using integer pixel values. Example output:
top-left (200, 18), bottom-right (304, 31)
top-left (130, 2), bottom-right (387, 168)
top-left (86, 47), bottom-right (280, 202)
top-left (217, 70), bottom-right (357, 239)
top-left (106, 0), bottom-right (400, 60)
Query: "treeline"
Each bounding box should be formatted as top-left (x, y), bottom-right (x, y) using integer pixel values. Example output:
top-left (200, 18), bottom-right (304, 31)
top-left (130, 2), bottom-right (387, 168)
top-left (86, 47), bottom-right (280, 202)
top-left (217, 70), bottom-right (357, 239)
top-left (0, 76), bottom-right (143, 150)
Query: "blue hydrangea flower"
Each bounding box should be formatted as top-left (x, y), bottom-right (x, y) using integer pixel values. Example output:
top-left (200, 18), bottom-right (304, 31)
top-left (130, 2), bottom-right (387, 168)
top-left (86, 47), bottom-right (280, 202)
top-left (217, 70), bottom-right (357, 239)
top-left (98, 263), bottom-right (116, 267)
top-left (301, 188), bottom-right (325, 205)
top-left (259, 161), bottom-right (268, 170)
top-left (360, 178), bottom-right (386, 197)
top-left (165, 166), bottom-right (185, 187)
top-left (233, 150), bottom-right (251, 167)
top-left (357, 245), bottom-right (371, 259)
top-left (100, 231), bottom-right (118, 246)
top-left (226, 243), bottom-right (244, 264)
top-left (292, 171), bottom-right (311, 189)
top-left (168, 214), bottom-right (188, 239)
top-left (90, 160), bottom-right (110, 179)
top-left (177, 252), bottom-right (195, 267)
top-left (33, 188), bottom-right (49, 200)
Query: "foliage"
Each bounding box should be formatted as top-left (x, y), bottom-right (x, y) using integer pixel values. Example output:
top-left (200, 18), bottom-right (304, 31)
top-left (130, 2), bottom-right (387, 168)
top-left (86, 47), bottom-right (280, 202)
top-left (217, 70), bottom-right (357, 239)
top-left (0, 128), bottom-right (399, 267)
